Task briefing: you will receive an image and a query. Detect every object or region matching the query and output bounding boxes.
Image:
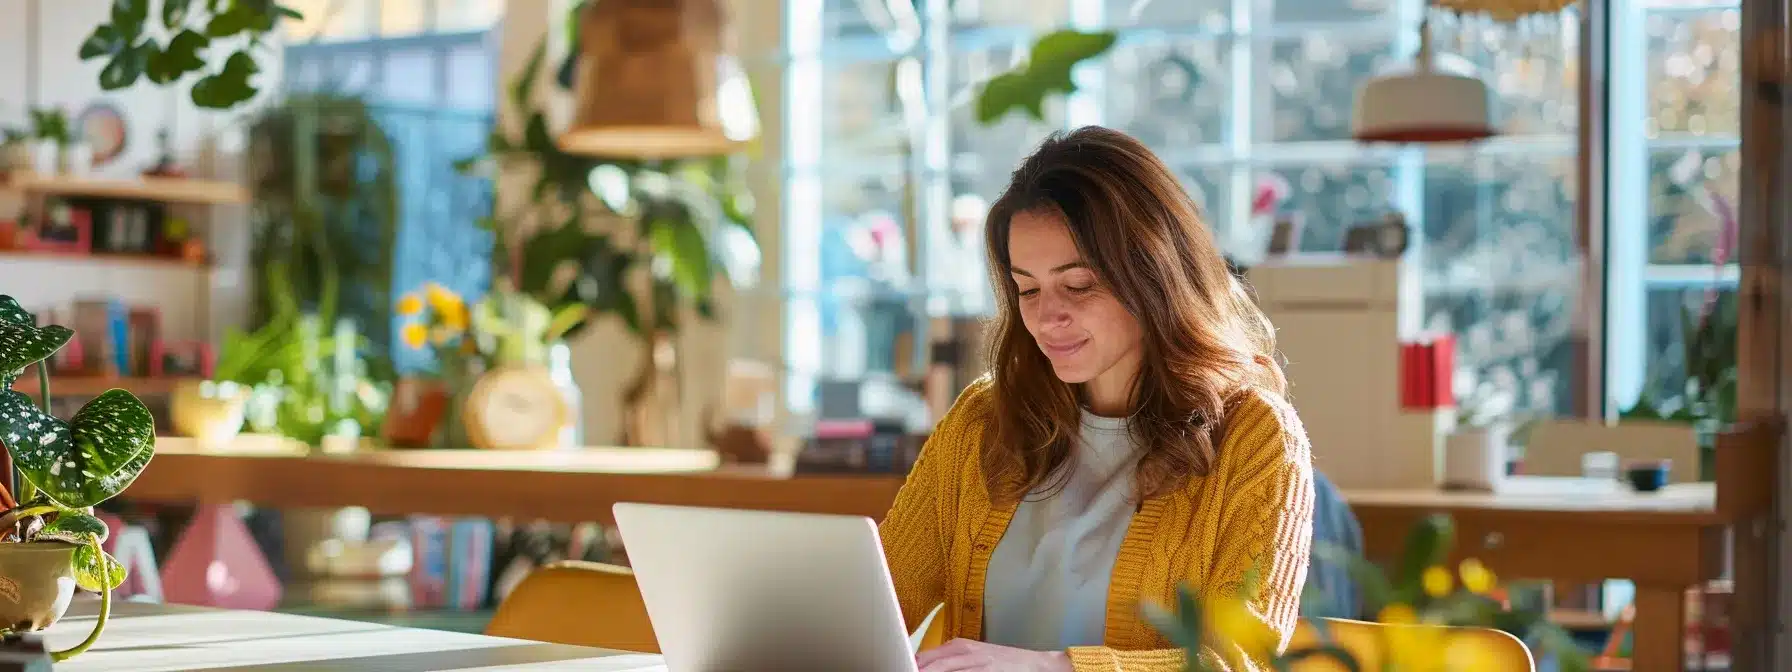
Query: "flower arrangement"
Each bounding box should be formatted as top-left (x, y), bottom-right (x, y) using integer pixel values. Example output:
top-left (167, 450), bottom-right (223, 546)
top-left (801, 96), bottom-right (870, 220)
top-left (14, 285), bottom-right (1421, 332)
top-left (393, 281), bottom-right (587, 447)
top-left (1146, 514), bottom-right (1589, 672)
top-left (0, 295), bottom-right (155, 660)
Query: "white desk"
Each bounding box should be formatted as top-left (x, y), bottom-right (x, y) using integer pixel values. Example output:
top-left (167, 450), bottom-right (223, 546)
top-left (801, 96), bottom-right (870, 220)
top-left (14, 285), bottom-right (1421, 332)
top-left (46, 599), bottom-right (668, 671)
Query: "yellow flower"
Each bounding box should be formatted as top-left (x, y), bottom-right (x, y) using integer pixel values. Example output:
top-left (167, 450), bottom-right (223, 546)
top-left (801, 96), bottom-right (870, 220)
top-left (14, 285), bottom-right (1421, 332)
top-left (1458, 559), bottom-right (1497, 595)
top-left (396, 293), bottom-right (423, 316)
top-left (1422, 565), bottom-right (1455, 598)
top-left (400, 322), bottom-right (428, 349)
top-left (425, 282), bottom-right (461, 312)
top-left (1377, 603), bottom-right (1418, 624)
top-left (438, 300), bottom-right (469, 330)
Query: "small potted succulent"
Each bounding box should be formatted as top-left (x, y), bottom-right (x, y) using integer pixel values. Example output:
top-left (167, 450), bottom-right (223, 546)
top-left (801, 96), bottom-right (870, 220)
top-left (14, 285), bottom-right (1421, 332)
top-left (0, 295), bottom-right (151, 660)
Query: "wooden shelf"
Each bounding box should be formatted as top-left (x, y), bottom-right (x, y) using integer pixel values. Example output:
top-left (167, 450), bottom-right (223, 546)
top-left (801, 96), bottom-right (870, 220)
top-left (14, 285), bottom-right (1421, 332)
top-left (12, 173), bottom-right (247, 205)
top-left (9, 375), bottom-right (195, 397)
top-left (0, 250), bottom-right (209, 270)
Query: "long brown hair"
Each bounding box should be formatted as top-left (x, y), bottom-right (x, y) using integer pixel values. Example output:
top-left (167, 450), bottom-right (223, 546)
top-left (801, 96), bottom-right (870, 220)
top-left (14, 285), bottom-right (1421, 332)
top-left (981, 126), bottom-right (1286, 503)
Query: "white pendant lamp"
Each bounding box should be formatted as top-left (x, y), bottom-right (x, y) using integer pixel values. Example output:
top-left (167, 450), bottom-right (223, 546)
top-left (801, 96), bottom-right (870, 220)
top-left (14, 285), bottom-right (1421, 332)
top-left (1353, 18), bottom-right (1495, 144)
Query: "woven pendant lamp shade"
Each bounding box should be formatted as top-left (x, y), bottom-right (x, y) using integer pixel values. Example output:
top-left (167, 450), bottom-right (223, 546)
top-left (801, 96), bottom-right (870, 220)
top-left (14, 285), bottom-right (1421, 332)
top-left (558, 0), bottom-right (760, 159)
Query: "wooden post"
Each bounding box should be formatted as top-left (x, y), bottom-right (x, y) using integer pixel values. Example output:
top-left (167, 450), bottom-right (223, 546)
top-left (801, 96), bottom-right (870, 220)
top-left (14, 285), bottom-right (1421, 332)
top-left (1734, 0), bottom-right (1789, 666)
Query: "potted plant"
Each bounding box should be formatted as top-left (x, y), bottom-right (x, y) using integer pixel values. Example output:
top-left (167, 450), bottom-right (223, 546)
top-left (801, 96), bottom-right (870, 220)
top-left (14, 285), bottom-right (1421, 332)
top-left (1145, 515), bottom-right (1590, 671)
top-left (26, 108), bottom-right (71, 175)
top-left (1441, 383), bottom-right (1518, 491)
top-left (0, 295), bottom-right (150, 660)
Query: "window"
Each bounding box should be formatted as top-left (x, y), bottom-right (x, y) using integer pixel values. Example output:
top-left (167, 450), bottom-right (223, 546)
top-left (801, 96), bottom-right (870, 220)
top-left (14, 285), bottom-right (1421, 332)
top-left (783, 0), bottom-right (1736, 421)
top-left (282, 2), bottom-right (503, 370)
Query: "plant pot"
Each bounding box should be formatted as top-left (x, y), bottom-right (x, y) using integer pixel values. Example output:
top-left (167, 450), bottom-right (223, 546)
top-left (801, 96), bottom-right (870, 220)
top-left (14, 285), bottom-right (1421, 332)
top-left (1442, 423), bottom-right (1510, 492)
top-left (0, 542), bottom-right (78, 632)
top-left (29, 141), bottom-right (60, 175)
top-left (171, 380), bottom-right (250, 452)
top-left (64, 143), bottom-right (93, 176)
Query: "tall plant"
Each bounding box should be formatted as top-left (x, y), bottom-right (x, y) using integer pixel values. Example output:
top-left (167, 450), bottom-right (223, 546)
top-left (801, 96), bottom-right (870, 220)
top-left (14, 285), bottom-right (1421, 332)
top-left (461, 39), bottom-right (759, 356)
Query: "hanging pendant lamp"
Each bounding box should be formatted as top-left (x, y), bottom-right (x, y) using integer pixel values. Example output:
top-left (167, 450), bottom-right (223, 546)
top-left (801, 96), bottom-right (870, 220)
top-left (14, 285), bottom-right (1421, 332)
top-left (1353, 18), bottom-right (1495, 144)
top-left (558, 0), bottom-right (760, 159)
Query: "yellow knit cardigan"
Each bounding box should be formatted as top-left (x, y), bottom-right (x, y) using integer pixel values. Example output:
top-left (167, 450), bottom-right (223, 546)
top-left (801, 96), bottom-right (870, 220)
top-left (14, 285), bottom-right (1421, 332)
top-left (879, 379), bottom-right (1315, 672)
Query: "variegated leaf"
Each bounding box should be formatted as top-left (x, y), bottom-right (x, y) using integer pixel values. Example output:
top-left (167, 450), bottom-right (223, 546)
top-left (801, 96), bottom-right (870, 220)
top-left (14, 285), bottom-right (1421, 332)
top-left (1, 389), bottom-right (156, 508)
top-left (72, 541), bottom-right (125, 592)
top-left (36, 511), bottom-right (110, 546)
top-left (0, 295), bottom-right (74, 389)
top-left (0, 295), bottom-right (33, 326)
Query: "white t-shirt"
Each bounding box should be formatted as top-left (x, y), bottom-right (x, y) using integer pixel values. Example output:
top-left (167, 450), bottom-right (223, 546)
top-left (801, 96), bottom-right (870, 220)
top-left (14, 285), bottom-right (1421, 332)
top-left (983, 411), bottom-right (1142, 650)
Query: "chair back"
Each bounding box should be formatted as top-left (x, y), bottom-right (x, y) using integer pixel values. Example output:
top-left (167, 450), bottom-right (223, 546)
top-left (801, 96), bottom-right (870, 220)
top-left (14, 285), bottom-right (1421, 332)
top-left (1288, 617), bottom-right (1535, 671)
top-left (485, 560), bottom-right (659, 653)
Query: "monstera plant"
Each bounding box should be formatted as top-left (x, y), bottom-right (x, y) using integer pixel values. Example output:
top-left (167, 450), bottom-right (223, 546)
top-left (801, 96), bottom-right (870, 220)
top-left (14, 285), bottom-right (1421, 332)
top-left (0, 295), bottom-right (152, 660)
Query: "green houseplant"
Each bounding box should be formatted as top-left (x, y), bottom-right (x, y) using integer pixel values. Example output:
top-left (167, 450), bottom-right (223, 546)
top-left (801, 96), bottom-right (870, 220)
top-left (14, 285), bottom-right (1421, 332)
top-left (80, 0), bottom-right (300, 109)
top-left (0, 295), bottom-right (151, 659)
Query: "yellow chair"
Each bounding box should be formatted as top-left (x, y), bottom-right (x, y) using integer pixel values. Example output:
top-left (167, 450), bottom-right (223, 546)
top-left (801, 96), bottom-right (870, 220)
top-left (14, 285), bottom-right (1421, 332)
top-left (485, 560), bottom-right (660, 653)
top-left (1288, 618), bottom-right (1535, 671)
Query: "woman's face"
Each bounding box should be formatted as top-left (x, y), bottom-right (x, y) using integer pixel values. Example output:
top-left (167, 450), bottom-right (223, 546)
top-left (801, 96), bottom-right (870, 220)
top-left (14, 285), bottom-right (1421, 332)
top-left (1007, 209), bottom-right (1144, 390)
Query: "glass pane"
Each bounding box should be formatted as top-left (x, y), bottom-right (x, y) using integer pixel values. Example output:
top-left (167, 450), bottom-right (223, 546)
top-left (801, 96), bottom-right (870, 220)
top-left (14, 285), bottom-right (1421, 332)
top-left (1439, 13), bottom-right (1579, 136)
top-left (1267, 0), bottom-right (1394, 24)
top-left (822, 0), bottom-right (922, 43)
top-left (446, 44), bottom-right (496, 109)
top-left (1259, 162), bottom-right (1398, 254)
top-left (949, 42), bottom-right (1064, 206)
top-left (381, 49), bottom-right (439, 105)
top-left (436, 0), bottom-right (504, 32)
top-left (821, 58), bottom-right (914, 161)
top-left (1258, 33), bottom-right (1395, 143)
top-left (1641, 286), bottom-right (1737, 413)
top-left (1105, 0), bottom-right (1228, 29)
top-left (1648, 147), bottom-right (1739, 265)
top-left (284, 0), bottom-right (372, 40)
top-left (947, 0), bottom-right (1073, 31)
top-left (1422, 149), bottom-right (1578, 289)
top-left (1645, 8), bottom-right (1742, 138)
top-left (814, 169), bottom-right (920, 378)
top-left (377, 0), bottom-right (429, 36)
top-left (1102, 37), bottom-right (1231, 147)
top-left (1425, 288), bottom-right (1575, 415)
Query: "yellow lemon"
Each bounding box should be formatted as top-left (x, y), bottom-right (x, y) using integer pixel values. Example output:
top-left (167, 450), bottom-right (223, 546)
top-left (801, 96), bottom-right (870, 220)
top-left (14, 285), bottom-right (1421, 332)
top-left (1206, 599), bottom-right (1276, 658)
top-left (1422, 566), bottom-right (1454, 598)
top-left (1459, 559), bottom-right (1497, 595)
top-left (400, 322), bottom-right (428, 349)
top-left (396, 293), bottom-right (423, 316)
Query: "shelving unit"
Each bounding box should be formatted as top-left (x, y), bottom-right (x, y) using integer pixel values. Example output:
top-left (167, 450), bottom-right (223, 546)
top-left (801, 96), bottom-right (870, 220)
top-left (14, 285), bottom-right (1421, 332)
top-left (9, 173), bottom-right (248, 205)
top-left (0, 249), bottom-right (209, 269)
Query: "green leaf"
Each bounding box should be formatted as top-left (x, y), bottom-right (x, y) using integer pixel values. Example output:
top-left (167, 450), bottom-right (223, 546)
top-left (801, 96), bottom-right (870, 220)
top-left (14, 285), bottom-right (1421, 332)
top-left (78, 25), bottom-right (126, 60)
top-left (523, 112), bottom-right (555, 153)
top-left (1027, 29), bottom-right (1118, 90)
top-left (72, 541), bottom-right (126, 593)
top-left (162, 0), bottom-right (194, 29)
top-left (975, 71), bottom-right (1043, 125)
top-left (112, 0), bottom-right (150, 40)
top-left (511, 39), bottom-right (547, 111)
top-left (1394, 514), bottom-right (1454, 603)
top-left (99, 41), bottom-right (152, 90)
top-left (277, 5), bottom-right (305, 20)
top-left (1, 389), bottom-right (157, 509)
top-left (650, 217), bottom-right (713, 300)
top-left (0, 296), bottom-right (75, 390)
top-left (1140, 601), bottom-right (1195, 649)
top-left (37, 511), bottom-right (110, 546)
top-left (206, 6), bottom-right (251, 37)
top-left (1312, 542), bottom-right (1395, 613)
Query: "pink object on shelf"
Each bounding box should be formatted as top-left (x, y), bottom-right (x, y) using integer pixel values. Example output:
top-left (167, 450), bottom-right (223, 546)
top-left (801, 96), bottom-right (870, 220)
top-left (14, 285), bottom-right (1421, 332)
top-left (159, 504), bottom-right (281, 610)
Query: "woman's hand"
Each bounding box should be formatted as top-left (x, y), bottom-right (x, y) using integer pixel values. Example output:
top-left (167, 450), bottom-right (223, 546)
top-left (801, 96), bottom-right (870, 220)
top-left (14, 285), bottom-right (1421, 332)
top-left (916, 638), bottom-right (1074, 672)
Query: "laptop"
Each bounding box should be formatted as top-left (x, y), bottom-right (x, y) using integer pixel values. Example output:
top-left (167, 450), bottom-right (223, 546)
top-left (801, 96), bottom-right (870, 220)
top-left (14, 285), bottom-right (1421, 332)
top-left (612, 503), bottom-right (937, 672)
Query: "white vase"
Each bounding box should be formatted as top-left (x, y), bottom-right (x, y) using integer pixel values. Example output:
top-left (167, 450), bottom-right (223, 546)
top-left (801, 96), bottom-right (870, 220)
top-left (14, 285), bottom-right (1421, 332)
top-left (29, 141), bottom-right (60, 174)
top-left (1443, 423), bottom-right (1510, 491)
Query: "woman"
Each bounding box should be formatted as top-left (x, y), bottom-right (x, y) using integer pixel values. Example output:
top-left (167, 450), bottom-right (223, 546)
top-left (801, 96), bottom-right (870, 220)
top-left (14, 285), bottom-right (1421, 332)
top-left (881, 126), bottom-right (1315, 672)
